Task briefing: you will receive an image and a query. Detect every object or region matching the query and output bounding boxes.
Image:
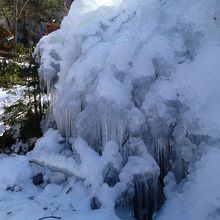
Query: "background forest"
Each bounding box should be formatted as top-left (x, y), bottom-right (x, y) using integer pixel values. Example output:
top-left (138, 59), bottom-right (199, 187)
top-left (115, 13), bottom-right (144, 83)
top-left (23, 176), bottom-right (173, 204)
top-left (0, 0), bottom-right (73, 154)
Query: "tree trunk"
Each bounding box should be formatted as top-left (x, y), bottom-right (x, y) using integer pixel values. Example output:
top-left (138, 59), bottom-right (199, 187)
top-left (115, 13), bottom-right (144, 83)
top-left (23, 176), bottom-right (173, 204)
top-left (13, 0), bottom-right (18, 47)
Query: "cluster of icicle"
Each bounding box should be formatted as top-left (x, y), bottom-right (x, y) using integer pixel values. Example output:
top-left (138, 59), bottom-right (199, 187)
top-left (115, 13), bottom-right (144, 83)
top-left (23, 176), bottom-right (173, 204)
top-left (33, 0), bottom-right (220, 219)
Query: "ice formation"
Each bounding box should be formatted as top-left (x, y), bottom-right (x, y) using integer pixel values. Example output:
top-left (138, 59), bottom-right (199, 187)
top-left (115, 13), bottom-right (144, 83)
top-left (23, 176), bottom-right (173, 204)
top-left (31, 0), bottom-right (220, 219)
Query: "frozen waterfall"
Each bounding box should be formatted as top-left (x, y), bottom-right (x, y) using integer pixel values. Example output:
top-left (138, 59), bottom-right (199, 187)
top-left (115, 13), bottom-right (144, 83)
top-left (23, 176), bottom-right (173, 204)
top-left (33, 0), bottom-right (220, 219)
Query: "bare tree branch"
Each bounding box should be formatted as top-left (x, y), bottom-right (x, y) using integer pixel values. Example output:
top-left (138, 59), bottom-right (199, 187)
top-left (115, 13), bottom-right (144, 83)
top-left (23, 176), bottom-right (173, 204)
top-left (18, 0), bottom-right (31, 19)
top-left (37, 216), bottom-right (62, 220)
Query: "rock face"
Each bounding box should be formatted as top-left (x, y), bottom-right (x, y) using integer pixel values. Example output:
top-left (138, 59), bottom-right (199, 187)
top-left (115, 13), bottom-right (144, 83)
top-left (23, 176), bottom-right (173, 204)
top-left (34, 0), bottom-right (220, 219)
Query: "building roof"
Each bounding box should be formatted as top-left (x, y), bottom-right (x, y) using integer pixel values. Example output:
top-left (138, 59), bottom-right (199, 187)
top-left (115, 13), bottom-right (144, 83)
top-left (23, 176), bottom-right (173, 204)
top-left (40, 22), bottom-right (60, 35)
top-left (0, 26), bottom-right (14, 51)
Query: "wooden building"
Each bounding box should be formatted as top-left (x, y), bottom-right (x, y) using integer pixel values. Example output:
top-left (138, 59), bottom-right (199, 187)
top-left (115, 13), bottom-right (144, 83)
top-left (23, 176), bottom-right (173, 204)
top-left (0, 26), bottom-right (14, 56)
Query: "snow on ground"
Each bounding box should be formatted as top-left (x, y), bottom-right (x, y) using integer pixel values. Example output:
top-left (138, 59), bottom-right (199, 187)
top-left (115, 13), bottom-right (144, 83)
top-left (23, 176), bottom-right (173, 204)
top-left (0, 87), bottom-right (24, 136)
top-left (0, 132), bottom-right (128, 220)
top-left (0, 156), bottom-right (120, 220)
top-left (0, 0), bottom-right (220, 219)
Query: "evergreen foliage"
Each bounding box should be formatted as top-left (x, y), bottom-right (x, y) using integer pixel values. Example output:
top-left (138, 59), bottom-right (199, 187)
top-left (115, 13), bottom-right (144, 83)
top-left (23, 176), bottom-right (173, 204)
top-left (0, 45), bottom-right (45, 154)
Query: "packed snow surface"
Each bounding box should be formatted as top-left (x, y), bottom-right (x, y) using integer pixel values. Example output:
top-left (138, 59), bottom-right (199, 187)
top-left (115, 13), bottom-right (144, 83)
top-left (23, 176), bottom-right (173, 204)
top-left (0, 0), bottom-right (220, 219)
